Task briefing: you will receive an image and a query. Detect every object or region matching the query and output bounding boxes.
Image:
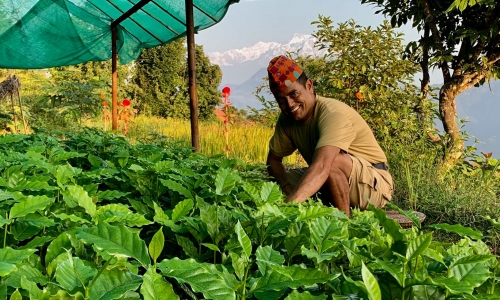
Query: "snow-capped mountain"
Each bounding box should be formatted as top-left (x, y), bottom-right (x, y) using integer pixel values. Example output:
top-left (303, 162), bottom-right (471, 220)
top-left (207, 33), bottom-right (324, 85)
top-left (208, 33), bottom-right (322, 67)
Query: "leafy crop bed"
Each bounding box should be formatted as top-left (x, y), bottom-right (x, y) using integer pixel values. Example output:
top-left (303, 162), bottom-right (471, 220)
top-left (0, 129), bottom-right (498, 300)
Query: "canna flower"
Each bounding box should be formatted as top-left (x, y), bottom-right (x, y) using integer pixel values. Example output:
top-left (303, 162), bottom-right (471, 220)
top-left (123, 99), bottom-right (131, 107)
top-left (355, 92), bottom-right (363, 100)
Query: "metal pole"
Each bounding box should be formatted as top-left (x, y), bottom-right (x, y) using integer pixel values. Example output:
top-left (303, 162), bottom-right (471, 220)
top-left (185, 0), bottom-right (200, 152)
top-left (112, 26), bottom-right (118, 131)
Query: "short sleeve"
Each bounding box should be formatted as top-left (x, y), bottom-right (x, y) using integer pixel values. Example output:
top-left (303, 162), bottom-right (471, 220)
top-left (316, 111), bottom-right (356, 152)
top-left (269, 116), bottom-right (297, 157)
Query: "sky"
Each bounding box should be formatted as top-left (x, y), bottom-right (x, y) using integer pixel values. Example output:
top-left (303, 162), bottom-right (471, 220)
top-left (195, 0), bottom-right (443, 83)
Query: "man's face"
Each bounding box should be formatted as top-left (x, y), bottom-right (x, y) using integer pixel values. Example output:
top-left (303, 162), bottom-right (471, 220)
top-left (272, 78), bottom-right (315, 122)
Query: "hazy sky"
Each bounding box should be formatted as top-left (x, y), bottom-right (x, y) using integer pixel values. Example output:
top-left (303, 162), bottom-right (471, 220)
top-left (195, 0), bottom-right (442, 83)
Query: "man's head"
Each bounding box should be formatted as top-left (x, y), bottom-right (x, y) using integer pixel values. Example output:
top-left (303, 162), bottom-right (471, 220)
top-left (267, 56), bottom-right (315, 122)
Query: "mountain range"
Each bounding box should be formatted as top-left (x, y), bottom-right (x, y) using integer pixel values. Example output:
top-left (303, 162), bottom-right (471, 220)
top-left (207, 34), bottom-right (500, 156)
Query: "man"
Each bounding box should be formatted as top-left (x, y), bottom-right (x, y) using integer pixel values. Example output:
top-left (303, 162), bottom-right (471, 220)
top-left (266, 55), bottom-right (393, 217)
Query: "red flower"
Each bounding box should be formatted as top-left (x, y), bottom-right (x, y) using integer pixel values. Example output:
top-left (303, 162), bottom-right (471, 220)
top-left (223, 119), bottom-right (227, 124)
top-left (355, 92), bottom-right (363, 100)
top-left (123, 99), bottom-right (131, 107)
top-left (102, 101), bottom-right (108, 107)
top-left (222, 86), bottom-right (231, 97)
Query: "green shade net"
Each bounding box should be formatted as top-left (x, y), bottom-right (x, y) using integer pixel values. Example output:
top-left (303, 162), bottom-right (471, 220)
top-left (0, 0), bottom-right (238, 69)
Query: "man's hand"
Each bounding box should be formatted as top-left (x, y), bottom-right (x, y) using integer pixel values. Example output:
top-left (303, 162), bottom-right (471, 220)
top-left (281, 183), bottom-right (294, 197)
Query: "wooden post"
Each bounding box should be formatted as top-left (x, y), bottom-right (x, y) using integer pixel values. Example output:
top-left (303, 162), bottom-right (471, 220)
top-left (112, 26), bottom-right (118, 131)
top-left (185, 0), bottom-right (200, 152)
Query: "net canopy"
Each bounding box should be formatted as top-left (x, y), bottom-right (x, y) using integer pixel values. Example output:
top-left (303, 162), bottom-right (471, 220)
top-left (0, 0), bottom-right (238, 69)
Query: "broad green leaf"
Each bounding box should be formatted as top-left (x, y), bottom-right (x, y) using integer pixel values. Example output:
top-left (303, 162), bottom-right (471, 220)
top-left (362, 262), bottom-right (381, 300)
top-left (50, 290), bottom-right (85, 299)
top-left (149, 227), bottom-right (164, 264)
top-left (56, 164), bottom-right (76, 187)
top-left (88, 153), bottom-right (102, 167)
top-left (484, 216), bottom-right (500, 230)
top-left (66, 185), bottom-right (96, 217)
top-left (297, 205), bottom-right (335, 222)
top-left (12, 177), bottom-right (54, 192)
top-left (229, 251), bottom-right (245, 280)
top-left (160, 179), bottom-right (193, 200)
top-left (284, 234), bottom-right (309, 262)
top-left (0, 247), bottom-right (36, 264)
top-left (52, 152), bottom-right (84, 162)
top-left (310, 217), bottom-right (346, 253)
top-left (4, 264), bottom-right (47, 288)
top-left (10, 289), bottom-right (22, 300)
top-left (256, 246), bottom-right (285, 275)
top-left (202, 243), bottom-right (220, 252)
top-left (450, 254), bottom-right (494, 268)
top-left (450, 262), bottom-right (490, 288)
top-left (100, 211), bottom-right (152, 227)
top-left (88, 268), bottom-right (142, 300)
top-left (9, 195), bottom-right (53, 219)
top-left (175, 235), bottom-right (198, 259)
top-left (129, 164), bottom-right (145, 172)
top-left (374, 259), bottom-right (403, 286)
top-left (285, 290), bottom-right (327, 300)
top-left (406, 233), bottom-right (432, 261)
top-left (369, 205), bottom-right (404, 242)
top-left (76, 223), bottom-right (150, 267)
top-left (55, 255), bottom-right (97, 292)
top-left (0, 215), bottom-right (12, 226)
top-left (425, 223), bottom-right (483, 240)
top-left (301, 246), bottom-right (338, 264)
top-left (253, 265), bottom-right (336, 297)
top-left (0, 262), bottom-right (17, 276)
top-left (386, 203), bottom-right (422, 228)
top-left (11, 222), bottom-right (41, 241)
top-left (0, 190), bottom-right (14, 201)
top-left (53, 213), bottom-right (91, 224)
top-left (215, 168), bottom-right (238, 195)
top-left (97, 190), bottom-right (130, 201)
top-left (235, 221), bottom-right (252, 260)
top-left (200, 204), bottom-right (219, 241)
top-left (20, 276), bottom-right (45, 299)
top-left (153, 160), bottom-right (175, 173)
top-left (432, 276), bottom-right (473, 294)
top-left (260, 182), bottom-right (282, 204)
top-left (422, 248), bottom-right (445, 265)
top-left (409, 285), bottom-right (445, 300)
top-left (171, 199), bottom-right (194, 222)
top-left (158, 258), bottom-right (235, 300)
top-left (140, 267), bottom-right (179, 300)
top-left (45, 232), bottom-right (72, 266)
top-left (153, 203), bottom-right (181, 232)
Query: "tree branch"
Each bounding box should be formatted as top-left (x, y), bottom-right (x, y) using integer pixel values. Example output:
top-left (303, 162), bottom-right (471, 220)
top-left (421, 0), bottom-right (451, 81)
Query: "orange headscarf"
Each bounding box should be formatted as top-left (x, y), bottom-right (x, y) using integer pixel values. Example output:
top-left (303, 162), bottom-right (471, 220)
top-left (267, 55), bottom-right (303, 93)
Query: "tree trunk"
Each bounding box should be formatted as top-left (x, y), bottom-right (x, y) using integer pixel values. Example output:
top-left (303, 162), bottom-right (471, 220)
top-left (439, 82), bottom-right (463, 171)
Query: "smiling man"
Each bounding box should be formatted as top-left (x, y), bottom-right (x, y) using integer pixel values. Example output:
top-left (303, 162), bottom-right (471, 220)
top-left (266, 55), bottom-right (393, 217)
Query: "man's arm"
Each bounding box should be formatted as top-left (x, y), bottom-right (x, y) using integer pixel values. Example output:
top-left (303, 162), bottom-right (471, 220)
top-left (266, 151), bottom-right (294, 195)
top-left (285, 145), bottom-right (342, 203)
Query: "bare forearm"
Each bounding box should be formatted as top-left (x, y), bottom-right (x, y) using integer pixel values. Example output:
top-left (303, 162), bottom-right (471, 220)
top-left (286, 164), bottom-right (329, 203)
top-left (267, 159), bottom-right (288, 187)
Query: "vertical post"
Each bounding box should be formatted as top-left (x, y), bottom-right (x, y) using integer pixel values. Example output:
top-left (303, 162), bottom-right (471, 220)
top-left (112, 26), bottom-right (118, 131)
top-left (185, 0), bottom-right (200, 152)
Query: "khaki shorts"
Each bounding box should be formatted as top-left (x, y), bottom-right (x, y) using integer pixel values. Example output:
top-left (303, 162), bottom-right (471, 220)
top-left (285, 155), bottom-right (394, 209)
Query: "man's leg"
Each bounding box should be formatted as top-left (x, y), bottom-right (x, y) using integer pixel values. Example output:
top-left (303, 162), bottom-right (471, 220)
top-left (319, 152), bottom-right (353, 217)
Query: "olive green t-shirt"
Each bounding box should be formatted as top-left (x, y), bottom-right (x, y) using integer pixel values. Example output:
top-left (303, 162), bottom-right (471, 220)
top-left (269, 95), bottom-right (387, 165)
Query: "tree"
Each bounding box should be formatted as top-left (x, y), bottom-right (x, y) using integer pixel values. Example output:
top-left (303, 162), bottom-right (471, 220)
top-left (296, 18), bottom-right (434, 145)
top-left (361, 0), bottom-right (500, 169)
top-left (133, 41), bottom-right (222, 119)
top-left (188, 45), bottom-right (223, 120)
top-left (133, 39), bottom-right (186, 117)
